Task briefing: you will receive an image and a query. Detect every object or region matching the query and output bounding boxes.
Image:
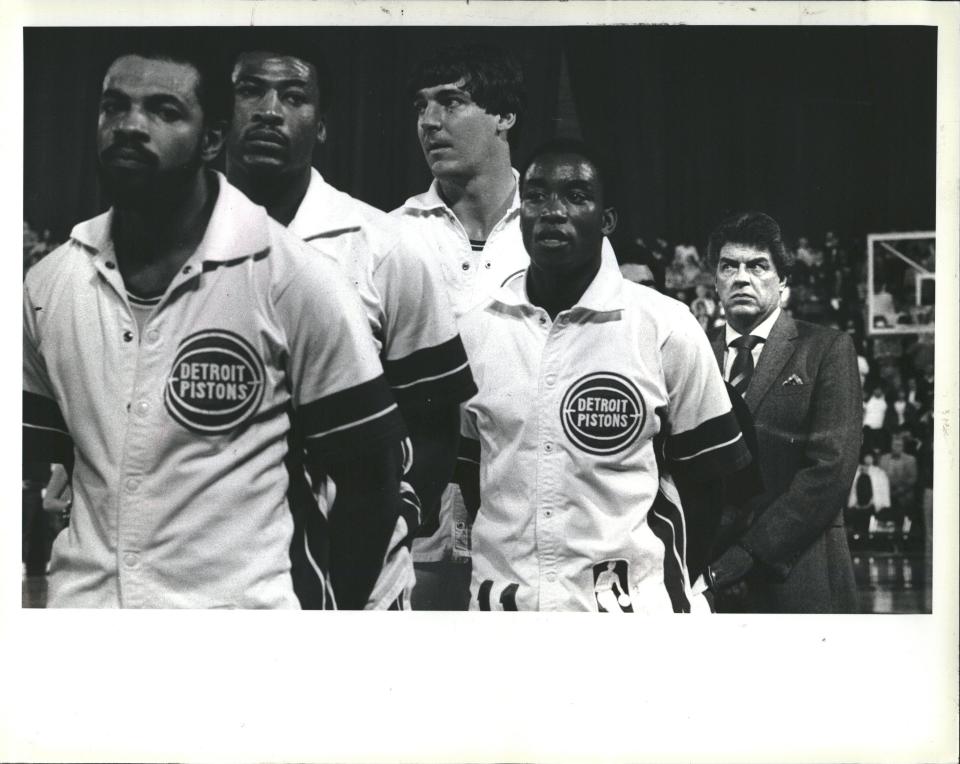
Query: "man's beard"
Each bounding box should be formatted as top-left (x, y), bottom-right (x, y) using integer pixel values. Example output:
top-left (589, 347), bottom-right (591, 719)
top-left (98, 143), bottom-right (206, 213)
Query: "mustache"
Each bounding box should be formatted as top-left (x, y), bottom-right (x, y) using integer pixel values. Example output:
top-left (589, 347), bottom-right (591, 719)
top-left (100, 140), bottom-right (158, 166)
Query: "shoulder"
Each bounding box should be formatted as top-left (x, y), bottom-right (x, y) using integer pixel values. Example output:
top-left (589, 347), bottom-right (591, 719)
top-left (791, 318), bottom-right (856, 356)
top-left (622, 283), bottom-right (705, 342)
top-left (24, 236), bottom-right (92, 298)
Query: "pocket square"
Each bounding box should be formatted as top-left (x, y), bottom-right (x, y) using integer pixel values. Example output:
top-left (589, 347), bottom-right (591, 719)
top-left (782, 374), bottom-right (804, 386)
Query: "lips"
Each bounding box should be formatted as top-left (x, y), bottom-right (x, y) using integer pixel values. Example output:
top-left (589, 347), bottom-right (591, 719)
top-left (535, 228), bottom-right (571, 246)
top-left (101, 144), bottom-right (157, 167)
top-left (244, 128), bottom-right (288, 148)
top-left (424, 140), bottom-right (453, 153)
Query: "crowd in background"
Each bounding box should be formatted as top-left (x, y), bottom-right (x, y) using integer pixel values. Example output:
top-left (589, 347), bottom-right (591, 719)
top-left (22, 219), bottom-right (937, 572)
top-left (618, 229), bottom-right (936, 554)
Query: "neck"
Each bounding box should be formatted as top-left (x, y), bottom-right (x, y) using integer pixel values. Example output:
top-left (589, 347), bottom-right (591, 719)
top-left (112, 170), bottom-right (216, 293)
top-left (527, 253), bottom-right (602, 320)
top-left (437, 158), bottom-right (515, 240)
top-left (728, 309), bottom-right (776, 336)
top-left (227, 160), bottom-right (311, 226)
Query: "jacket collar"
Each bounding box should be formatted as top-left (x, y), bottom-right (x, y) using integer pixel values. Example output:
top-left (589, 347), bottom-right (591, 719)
top-left (70, 171), bottom-right (272, 264)
top-left (491, 253), bottom-right (626, 321)
top-left (288, 167), bottom-right (363, 240)
top-left (404, 168), bottom-right (521, 218)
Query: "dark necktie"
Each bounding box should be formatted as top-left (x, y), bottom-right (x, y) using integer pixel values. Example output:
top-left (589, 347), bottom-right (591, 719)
top-left (729, 335), bottom-right (764, 394)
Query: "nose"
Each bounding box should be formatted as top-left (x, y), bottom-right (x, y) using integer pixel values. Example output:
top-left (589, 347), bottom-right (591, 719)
top-left (540, 195), bottom-right (567, 221)
top-left (253, 90), bottom-right (283, 124)
top-left (418, 101), bottom-right (441, 132)
top-left (112, 105), bottom-right (149, 141)
top-left (732, 262), bottom-right (750, 284)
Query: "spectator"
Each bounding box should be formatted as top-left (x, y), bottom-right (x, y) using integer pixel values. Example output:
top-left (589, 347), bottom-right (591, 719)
top-left (879, 436), bottom-right (918, 543)
top-left (862, 385), bottom-right (889, 453)
top-left (846, 451), bottom-right (890, 545)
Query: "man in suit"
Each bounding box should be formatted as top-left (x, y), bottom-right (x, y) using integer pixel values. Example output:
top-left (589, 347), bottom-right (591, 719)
top-left (704, 211), bottom-right (862, 613)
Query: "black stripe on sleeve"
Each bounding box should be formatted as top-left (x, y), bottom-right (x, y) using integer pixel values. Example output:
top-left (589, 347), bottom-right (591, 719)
top-left (499, 583), bottom-right (519, 611)
top-left (299, 375), bottom-right (406, 461)
top-left (383, 336), bottom-right (477, 407)
top-left (666, 410), bottom-right (751, 482)
top-left (23, 391), bottom-right (73, 464)
top-left (647, 491), bottom-right (691, 613)
top-left (453, 436), bottom-right (481, 520)
top-left (478, 579), bottom-right (493, 611)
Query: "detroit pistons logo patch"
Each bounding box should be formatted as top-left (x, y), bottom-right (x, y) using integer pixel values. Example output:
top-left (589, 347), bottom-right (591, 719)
top-left (165, 330), bottom-right (265, 434)
top-left (560, 372), bottom-right (645, 455)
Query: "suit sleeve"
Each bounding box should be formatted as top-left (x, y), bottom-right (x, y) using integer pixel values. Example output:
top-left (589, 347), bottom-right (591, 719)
top-left (740, 332), bottom-right (863, 576)
top-left (23, 280), bottom-right (73, 468)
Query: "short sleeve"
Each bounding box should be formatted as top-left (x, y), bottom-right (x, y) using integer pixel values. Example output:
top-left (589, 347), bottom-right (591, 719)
top-left (278, 241), bottom-right (405, 462)
top-left (660, 309), bottom-right (751, 481)
top-left (376, 228), bottom-right (476, 409)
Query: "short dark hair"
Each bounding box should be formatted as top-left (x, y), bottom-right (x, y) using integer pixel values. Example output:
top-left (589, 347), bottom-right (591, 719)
top-left (406, 43), bottom-right (525, 122)
top-left (519, 138), bottom-right (613, 207)
top-left (106, 37), bottom-right (231, 126)
top-left (229, 37), bottom-right (333, 115)
top-left (706, 211), bottom-right (794, 279)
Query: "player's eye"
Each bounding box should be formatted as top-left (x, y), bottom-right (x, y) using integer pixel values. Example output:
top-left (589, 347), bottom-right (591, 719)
top-left (234, 82), bottom-right (260, 98)
top-left (521, 190), bottom-right (546, 203)
top-left (413, 100), bottom-right (426, 114)
top-left (568, 191), bottom-right (589, 203)
top-left (719, 262), bottom-right (737, 275)
top-left (283, 91), bottom-right (308, 106)
top-left (99, 100), bottom-right (123, 116)
top-left (749, 261), bottom-right (771, 275)
top-left (156, 105), bottom-right (184, 122)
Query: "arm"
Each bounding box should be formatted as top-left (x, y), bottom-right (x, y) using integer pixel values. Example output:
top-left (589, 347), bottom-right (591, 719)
top-left (454, 406), bottom-right (481, 522)
top-left (376, 226), bottom-right (476, 537)
top-left (325, 440), bottom-right (404, 610)
top-left (660, 311), bottom-right (753, 580)
top-left (400, 400), bottom-right (461, 538)
top-left (23, 281), bottom-right (73, 473)
top-left (738, 332), bottom-right (863, 578)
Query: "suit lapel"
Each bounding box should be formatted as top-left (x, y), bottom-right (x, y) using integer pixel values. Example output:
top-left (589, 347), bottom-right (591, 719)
top-left (745, 312), bottom-right (798, 413)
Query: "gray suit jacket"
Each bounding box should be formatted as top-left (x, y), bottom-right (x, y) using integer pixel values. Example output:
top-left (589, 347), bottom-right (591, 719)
top-left (711, 312), bottom-right (862, 613)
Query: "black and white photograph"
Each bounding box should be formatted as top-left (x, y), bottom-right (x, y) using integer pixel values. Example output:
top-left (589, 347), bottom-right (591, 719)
top-left (4, 1), bottom-right (958, 762)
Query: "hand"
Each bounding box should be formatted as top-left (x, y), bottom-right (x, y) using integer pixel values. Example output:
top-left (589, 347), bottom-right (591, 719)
top-left (706, 544), bottom-right (755, 591)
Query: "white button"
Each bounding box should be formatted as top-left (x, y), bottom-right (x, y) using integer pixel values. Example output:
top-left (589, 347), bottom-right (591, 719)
top-left (545, 572), bottom-right (558, 583)
top-left (145, 329), bottom-right (160, 343)
top-left (484, 261), bottom-right (492, 269)
top-left (544, 509), bottom-right (553, 518)
top-left (461, 262), bottom-right (470, 271)
top-left (543, 442), bottom-right (553, 453)
top-left (135, 400), bottom-right (150, 416)
top-left (122, 552), bottom-right (139, 568)
top-left (545, 374), bottom-right (556, 386)
top-left (125, 478), bottom-right (140, 492)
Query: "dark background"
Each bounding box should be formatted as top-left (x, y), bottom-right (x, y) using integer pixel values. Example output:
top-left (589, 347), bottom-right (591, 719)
top-left (23, 25), bottom-right (936, 251)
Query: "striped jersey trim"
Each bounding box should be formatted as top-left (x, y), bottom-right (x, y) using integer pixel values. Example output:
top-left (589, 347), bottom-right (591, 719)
top-left (303, 226), bottom-right (362, 242)
top-left (647, 491), bottom-right (691, 613)
top-left (126, 291), bottom-right (162, 307)
top-left (469, 239), bottom-right (486, 252)
top-left (383, 336), bottom-right (477, 407)
top-left (297, 375), bottom-right (406, 460)
top-left (665, 409), bottom-right (751, 481)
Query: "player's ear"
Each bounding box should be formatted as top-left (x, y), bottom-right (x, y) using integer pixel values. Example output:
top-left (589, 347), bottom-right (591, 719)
top-left (496, 111), bottom-right (517, 133)
top-left (316, 116), bottom-right (327, 145)
top-left (201, 120), bottom-right (227, 163)
top-left (601, 206), bottom-right (618, 237)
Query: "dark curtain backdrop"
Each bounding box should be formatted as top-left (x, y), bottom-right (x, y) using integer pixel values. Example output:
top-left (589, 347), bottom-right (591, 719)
top-left (24, 26), bottom-right (935, 251)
